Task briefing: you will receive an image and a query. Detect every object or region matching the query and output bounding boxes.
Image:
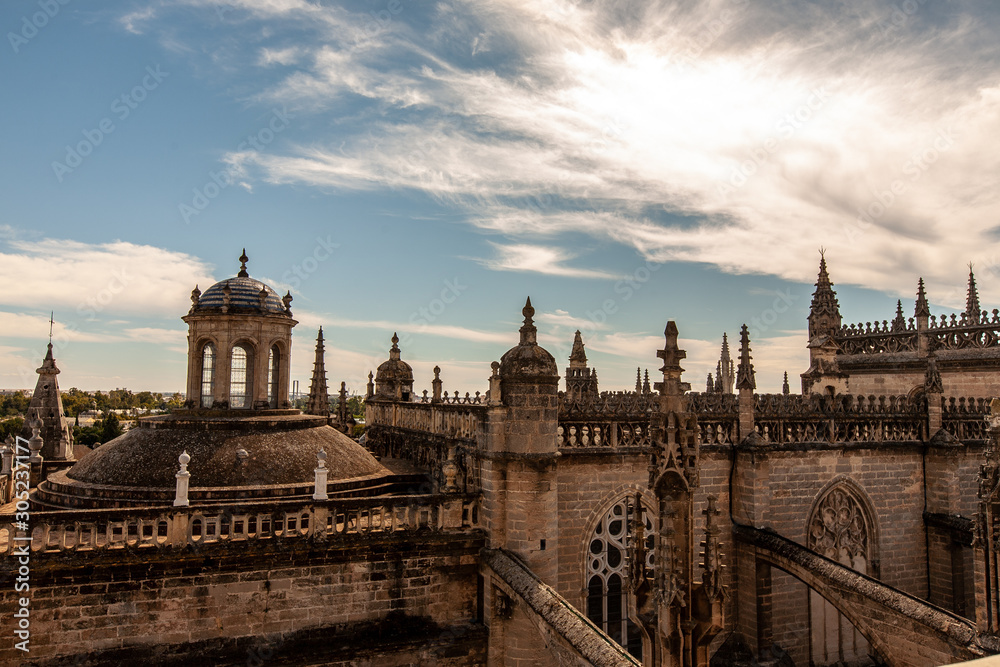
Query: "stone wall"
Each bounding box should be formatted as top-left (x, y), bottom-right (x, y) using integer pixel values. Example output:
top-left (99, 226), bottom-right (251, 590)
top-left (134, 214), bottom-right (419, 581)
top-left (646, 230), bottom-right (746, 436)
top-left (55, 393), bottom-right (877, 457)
top-left (0, 532), bottom-right (485, 666)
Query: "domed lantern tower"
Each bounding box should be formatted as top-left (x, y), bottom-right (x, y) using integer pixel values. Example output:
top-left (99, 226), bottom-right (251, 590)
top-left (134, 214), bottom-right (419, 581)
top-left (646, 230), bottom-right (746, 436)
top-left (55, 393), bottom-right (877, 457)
top-left (183, 250), bottom-right (296, 410)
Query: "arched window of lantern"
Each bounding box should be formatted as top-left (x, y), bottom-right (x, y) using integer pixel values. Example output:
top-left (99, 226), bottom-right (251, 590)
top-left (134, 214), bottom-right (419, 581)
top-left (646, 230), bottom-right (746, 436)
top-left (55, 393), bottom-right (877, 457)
top-left (267, 344), bottom-right (280, 408)
top-left (200, 343), bottom-right (215, 408)
top-left (229, 344), bottom-right (254, 409)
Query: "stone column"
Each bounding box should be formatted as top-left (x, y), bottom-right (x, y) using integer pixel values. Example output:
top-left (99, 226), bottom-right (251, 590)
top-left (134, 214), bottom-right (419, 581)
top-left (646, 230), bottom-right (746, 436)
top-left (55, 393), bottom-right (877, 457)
top-left (174, 451), bottom-right (191, 507)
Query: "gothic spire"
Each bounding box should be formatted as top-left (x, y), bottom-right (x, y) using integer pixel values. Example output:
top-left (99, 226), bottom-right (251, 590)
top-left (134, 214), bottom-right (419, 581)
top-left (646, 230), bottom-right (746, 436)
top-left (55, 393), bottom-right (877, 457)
top-left (569, 330), bottom-right (587, 366)
top-left (915, 277), bottom-right (930, 318)
top-left (716, 332), bottom-right (735, 394)
top-left (643, 369), bottom-right (651, 394)
top-left (21, 336), bottom-right (73, 460)
top-left (808, 251), bottom-right (842, 339)
top-left (782, 371), bottom-right (790, 395)
top-left (305, 327), bottom-right (330, 415)
top-left (706, 373), bottom-right (715, 393)
top-left (965, 264), bottom-right (981, 324)
top-left (635, 367), bottom-right (642, 393)
top-left (736, 324), bottom-right (756, 391)
top-left (892, 300), bottom-right (907, 331)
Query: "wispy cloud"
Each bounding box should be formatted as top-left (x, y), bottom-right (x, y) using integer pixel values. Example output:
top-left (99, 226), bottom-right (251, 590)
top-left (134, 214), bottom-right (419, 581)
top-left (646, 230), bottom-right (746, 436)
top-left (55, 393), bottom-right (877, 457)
top-left (473, 243), bottom-right (617, 279)
top-left (135, 0), bottom-right (1000, 305)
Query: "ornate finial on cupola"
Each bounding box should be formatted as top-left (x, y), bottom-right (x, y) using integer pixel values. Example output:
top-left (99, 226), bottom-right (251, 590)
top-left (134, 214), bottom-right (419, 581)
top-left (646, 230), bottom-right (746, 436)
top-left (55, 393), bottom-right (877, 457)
top-left (282, 291), bottom-right (293, 315)
top-left (258, 286), bottom-right (268, 308)
top-left (389, 333), bottom-right (401, 360)
top-left (222, 281), bottom-right (231, 313)
top-left (519, 297), bottom-right (537, 345)
top-left (915, 277), bottom-right (930, 318)
top-left (191, 285), bottom-right (201, 307)
top-left (238, 248), bottom-right (249, 278)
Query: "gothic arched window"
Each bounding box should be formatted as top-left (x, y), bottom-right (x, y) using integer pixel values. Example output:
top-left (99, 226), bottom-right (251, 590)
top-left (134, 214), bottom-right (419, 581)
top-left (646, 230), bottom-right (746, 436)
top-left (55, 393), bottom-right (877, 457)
top-left (586, 497), bottom-right (653, 658)
top-left (230, 345), bottom-right (253, 409)
top-left (807, 482), bottom-right (878, 665)
top-left (200, 344), bottom-right (215, 408)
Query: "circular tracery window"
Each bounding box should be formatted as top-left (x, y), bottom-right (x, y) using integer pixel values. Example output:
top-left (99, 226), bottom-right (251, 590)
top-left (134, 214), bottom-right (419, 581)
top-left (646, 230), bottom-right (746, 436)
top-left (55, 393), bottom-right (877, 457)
top-left (586, 498), bottom-right (654, 658)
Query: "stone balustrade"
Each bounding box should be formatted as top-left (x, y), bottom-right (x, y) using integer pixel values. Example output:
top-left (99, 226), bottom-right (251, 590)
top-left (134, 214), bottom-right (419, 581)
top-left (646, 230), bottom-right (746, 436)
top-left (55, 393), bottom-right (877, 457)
top-left (0, 493), bottom-right (481, 555)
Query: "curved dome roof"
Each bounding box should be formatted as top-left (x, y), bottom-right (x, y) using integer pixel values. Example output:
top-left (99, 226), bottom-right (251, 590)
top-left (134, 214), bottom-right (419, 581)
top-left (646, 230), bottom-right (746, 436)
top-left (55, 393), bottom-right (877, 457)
top-left (67, 413), bottom-right (386, 488)
top-left (189, 250), bottom-right (291, 317)
top-left (195, 276), bottom-right (287, 315)
top-left (35, 412), bottom-right (394, 508)
top-left (375, 333), bottom-right (413, 382)
top-left (499, 298), bottom-right (558, 377)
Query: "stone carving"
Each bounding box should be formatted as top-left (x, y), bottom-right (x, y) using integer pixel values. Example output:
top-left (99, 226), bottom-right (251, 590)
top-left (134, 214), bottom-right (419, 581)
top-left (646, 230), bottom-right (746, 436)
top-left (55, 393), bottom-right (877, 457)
top-left (808, 486), bottom-right (869, 563)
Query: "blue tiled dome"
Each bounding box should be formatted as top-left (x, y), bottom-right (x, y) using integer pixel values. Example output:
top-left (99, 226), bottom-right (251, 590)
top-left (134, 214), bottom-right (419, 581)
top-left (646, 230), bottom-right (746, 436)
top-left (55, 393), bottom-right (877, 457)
top-left (196, 276), bottom-right (287, 315)
top-left (189, 250), bottom-right (291, 317)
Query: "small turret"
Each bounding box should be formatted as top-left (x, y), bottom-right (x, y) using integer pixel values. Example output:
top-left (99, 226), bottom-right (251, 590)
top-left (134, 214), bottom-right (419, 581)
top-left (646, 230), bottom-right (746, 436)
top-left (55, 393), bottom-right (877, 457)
top-left (808, 252), bottom-right (842, 340)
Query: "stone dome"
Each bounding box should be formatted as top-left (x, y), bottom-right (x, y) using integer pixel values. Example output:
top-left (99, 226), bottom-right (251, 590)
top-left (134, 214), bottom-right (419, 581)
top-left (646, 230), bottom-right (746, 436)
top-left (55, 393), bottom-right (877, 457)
top-left (375, 333), bottom-right (414, 384)
top-left (189, 249), bottom-right (291, 318)
top-left (35, 412), bottom-right (393, 508)
top-left (499, 298), bottom-right (558, 378)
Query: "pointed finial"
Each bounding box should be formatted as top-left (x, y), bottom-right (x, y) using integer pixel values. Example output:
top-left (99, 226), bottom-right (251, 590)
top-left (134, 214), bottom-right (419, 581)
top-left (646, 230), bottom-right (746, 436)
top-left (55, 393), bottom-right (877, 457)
top-left (570, 330), bottom-right (587, 364)
top-left (782, 371), bottom-right (790, 395)
top-left (635, 367), bottom-right (642, 392)
top-left (518, 297), bottom-right (538, 345)
top-left (49, 312), bottom-right (54, 344)
top-left (966, 263), bottom-right (981, 324)
top-left (238, 248), bottom-right (249, 278)
top-left (915, 277), bottom-right (930, 318)
top-left (391, 332), bottom-right (399, 349)
top-left (892, 300), bottom-right (907, 331)
top-left (736, 324), bottom-right (756, 391)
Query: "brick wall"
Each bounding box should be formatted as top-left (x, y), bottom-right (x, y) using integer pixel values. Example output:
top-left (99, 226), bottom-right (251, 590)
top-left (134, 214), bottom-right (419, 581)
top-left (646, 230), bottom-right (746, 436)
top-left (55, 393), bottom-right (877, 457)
top-left (0, 533), bottom-right (485, 665)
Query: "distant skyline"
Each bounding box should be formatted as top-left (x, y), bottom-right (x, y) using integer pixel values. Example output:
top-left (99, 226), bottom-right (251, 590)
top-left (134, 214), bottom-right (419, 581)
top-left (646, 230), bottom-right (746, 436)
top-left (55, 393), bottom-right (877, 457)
top-left (2, 1), bottom-right (999, 394)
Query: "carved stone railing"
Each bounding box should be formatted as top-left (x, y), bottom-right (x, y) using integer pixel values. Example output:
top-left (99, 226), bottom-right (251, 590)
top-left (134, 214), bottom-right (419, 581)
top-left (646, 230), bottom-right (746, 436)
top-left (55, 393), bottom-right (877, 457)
top-left (556, 422), bottom-right (651, 449)
top-left (556, 391), bottom-right (656, 450)
top-left (834, 310), bottom-right (1000, 354)
top-left (414, 391), bottom-right (488, 405)
top-left (754, 393), bottom-right (925, 444)
top-left (558, 390), bottom-right (657, 420)
top-left (836, 330), bottom-right (918, 354)
top-left (929, 321), bottom-right (1000, 351)
top-left (0, 494), bottom-right (482, 556)
top-left (366, 400), bottom-right (484, 442)
top-left (688, 392), bottom-right (738, 445)
top-left (942, 396), bottom-right (990, 440)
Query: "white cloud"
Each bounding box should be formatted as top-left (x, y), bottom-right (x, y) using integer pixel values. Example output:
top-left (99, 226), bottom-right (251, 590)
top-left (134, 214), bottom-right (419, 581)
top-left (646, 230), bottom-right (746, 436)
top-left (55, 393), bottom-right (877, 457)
top-left (474, 243), bottom-right (617, 279)
top-left (0, 238), bottom-right (215, 318)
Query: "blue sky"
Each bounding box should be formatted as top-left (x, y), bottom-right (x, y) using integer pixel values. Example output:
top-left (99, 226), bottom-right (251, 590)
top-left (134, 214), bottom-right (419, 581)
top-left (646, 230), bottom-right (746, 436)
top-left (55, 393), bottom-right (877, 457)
top-left (2, 0), bottom-right (1000, 395)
